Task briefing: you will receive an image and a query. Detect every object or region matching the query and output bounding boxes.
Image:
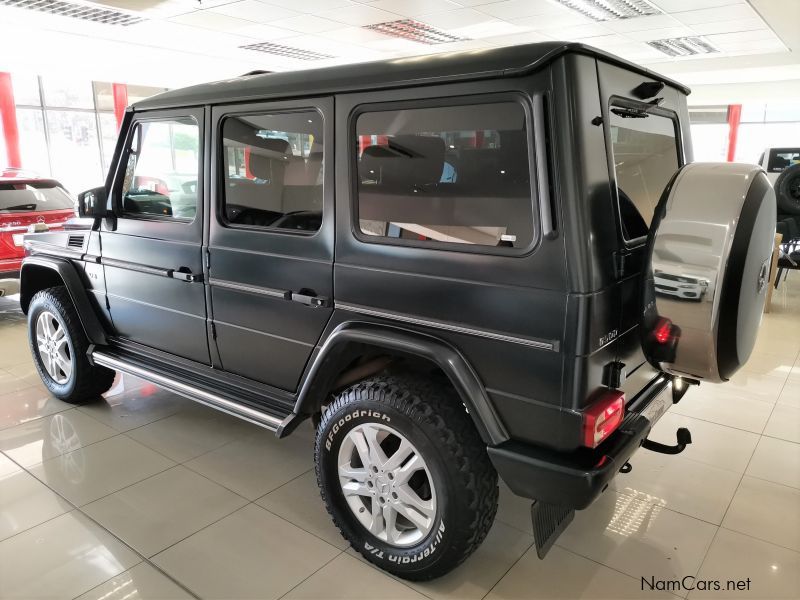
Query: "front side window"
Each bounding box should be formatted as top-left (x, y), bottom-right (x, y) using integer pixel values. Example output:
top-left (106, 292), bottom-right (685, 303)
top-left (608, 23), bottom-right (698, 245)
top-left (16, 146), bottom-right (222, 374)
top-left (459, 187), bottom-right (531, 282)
top-left (120, 118), bottom-right (200, 221)
top-left (610, 104), bottom-right (680, 240)
top-left (221, 111), bottom-right (323, 233)
top-left (355, 101), bottom-right (534, 249)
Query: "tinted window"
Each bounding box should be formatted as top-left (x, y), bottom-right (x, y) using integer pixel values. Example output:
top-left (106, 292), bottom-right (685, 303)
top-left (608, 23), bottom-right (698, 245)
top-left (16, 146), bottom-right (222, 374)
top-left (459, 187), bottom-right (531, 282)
top-left (767, 148), bottom-right (800, 173)
top-left (610, 106), bottom-right (680, 240)
top-left (221, 111), bottom-right (323, 233)
top-left (120, 118), bottom-right (200, 221)
top-left (0, 181), bottom-right (74, 212)
top-left (356, 102), bottom-right (533, 249)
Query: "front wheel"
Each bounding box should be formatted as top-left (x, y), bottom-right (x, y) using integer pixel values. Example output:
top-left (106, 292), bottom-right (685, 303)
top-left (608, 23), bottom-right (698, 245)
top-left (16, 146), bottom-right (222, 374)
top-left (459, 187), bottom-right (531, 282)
top-left (27, 286), bottom-right (115, 403)
top-left (315, 374), bottom-right (498, 581)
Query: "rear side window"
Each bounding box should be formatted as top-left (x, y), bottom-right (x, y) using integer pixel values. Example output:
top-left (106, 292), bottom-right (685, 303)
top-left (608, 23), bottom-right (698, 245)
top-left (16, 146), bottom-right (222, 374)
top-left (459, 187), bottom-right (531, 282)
top-left (355, 101), bottom-right (534, 249)
top-left (0, 181), bottom-right (74, 212)
top-left (220, 111), bottom-right (323, 233)
top-left (767, 148), bottom-right (800, 173)
top-left (120, 118), bottom-right (200, 221)
top-left (610, 104), bottom-right (680, 240)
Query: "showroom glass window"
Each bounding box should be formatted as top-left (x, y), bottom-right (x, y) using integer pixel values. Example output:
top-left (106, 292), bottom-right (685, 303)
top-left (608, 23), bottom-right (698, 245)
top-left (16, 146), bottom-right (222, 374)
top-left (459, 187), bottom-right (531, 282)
top-left (355, 101), bottom-right (534, 250)
top-left (220, 111), bottom-right (323, 233)
top-left (9, 74), bottom-right (166, 194)
top-left (120, 119), bottom-right (200, 221)
top-left (609, 104), bottom-right (680, 240)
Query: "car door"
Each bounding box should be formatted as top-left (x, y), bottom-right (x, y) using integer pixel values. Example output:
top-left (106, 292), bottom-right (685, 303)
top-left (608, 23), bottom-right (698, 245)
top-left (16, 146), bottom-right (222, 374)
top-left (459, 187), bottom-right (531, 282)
top-left (101, 107), bottom-right (210, 364)
top-left (208, 98), bottom-right (334, 391)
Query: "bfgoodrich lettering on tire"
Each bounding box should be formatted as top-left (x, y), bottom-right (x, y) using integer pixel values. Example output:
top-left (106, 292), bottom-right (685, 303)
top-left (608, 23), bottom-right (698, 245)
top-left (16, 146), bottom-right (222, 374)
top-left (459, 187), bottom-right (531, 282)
top-left (315, 373), bottom-right (499, 581)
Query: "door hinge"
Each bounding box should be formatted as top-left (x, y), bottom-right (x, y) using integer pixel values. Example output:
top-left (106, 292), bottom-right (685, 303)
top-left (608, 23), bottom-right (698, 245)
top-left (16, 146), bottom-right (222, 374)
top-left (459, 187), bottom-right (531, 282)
top-left (204, 249), bottom-right (210, 270)
top-left (210, 321), bottom-right (217, 339)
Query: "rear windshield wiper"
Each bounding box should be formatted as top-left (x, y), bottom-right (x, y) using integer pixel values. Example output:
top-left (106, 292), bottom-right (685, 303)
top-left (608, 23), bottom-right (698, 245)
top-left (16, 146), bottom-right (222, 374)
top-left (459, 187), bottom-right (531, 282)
top-left (0, 203), bottom-right (37, 211)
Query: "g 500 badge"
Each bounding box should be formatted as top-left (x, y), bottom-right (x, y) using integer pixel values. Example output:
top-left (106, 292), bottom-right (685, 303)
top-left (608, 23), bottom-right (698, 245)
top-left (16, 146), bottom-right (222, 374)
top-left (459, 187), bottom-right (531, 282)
top-left (599, 329), bottom-right (618, 347)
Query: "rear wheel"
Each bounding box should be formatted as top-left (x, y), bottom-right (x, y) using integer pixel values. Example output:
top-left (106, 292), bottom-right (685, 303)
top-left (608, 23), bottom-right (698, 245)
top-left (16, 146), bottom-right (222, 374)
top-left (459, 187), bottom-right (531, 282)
top-left (315, 374), bottom-right (498, 581)
top-left (27, 286), bottom-right (115, 403)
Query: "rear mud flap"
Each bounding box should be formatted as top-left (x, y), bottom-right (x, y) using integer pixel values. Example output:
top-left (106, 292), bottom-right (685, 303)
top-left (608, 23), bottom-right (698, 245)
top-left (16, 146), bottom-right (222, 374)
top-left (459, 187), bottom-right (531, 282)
top-left (531, 501), bottom-right (575, 559)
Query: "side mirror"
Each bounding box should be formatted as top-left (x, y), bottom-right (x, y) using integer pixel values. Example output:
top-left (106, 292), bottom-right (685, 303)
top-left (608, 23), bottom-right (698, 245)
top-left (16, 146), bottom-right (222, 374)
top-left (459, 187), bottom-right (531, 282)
top-left (77, 186), bottom-right (108, 218)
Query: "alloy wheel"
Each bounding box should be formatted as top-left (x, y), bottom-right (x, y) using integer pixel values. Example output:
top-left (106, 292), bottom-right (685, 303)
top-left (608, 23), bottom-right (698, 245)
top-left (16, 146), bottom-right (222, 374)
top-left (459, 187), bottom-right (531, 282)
top-left (35, 310), bottom-right (73, 385)
top-left (337, 423), bottom-right (437, 547)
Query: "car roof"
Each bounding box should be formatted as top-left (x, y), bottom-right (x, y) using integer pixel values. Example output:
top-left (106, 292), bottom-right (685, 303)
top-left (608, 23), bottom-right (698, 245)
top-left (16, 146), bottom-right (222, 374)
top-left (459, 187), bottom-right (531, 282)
top-left (133, 41), bottom-right (690, 112)
top-left (0, 169), bottom-right (63, 187)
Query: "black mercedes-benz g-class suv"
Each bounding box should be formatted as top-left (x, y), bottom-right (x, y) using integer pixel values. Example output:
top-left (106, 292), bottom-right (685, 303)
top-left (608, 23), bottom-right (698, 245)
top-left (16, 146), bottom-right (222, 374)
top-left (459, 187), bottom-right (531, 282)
top-left (19, 42), bottom-right (776, 581)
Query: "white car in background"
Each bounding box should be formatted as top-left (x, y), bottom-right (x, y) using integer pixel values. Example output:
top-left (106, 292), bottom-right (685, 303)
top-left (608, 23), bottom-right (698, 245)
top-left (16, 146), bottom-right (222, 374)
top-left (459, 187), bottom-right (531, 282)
top-left (759, 147), bottom-right (800, 184)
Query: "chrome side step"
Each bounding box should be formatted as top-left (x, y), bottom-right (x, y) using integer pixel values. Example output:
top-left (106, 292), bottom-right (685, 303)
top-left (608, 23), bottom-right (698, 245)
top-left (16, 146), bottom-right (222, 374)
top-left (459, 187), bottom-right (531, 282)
top-left (91, 350), bottom-right (285, 431)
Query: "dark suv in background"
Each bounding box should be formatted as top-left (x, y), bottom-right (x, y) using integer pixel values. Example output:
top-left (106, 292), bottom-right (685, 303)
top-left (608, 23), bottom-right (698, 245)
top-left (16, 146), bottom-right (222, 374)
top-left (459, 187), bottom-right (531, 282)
top-left (0, 170), bottom-right (75, 296)
top-left (18, 42), bottom-right (776, 580)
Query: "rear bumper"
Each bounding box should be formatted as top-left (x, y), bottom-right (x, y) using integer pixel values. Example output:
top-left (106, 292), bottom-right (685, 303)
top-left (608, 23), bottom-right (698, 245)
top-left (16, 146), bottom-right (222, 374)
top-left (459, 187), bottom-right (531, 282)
top-left (489, 378), bottom-right (671, 510)
top-left (0, 258), bottom-right (21, 291)
top-left (1, 257), bottom-right (23, 279)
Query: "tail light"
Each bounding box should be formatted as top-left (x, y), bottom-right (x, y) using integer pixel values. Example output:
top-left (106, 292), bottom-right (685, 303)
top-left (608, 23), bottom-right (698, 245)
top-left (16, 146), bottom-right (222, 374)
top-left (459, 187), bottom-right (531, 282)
top-left (653, 317), bottom-right (674, 344)
top-left (583, 390), bottom-right (625, 448)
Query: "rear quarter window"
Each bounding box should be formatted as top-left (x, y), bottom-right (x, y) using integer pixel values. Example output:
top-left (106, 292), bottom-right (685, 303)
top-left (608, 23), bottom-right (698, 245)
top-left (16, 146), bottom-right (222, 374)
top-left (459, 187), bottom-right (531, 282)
top-left (354, 100), bottom-right (535, 251)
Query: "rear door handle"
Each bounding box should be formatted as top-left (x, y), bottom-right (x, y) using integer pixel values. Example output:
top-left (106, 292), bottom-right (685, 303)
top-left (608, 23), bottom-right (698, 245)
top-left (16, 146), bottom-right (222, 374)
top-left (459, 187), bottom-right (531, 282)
top-left (289, 290), bottom-right (328, 308)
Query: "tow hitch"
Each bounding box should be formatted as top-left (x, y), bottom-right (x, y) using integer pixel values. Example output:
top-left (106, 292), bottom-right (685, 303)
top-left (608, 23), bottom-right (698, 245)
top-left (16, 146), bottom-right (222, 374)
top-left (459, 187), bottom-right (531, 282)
top-left (641, 427), bottom-right (692, 455)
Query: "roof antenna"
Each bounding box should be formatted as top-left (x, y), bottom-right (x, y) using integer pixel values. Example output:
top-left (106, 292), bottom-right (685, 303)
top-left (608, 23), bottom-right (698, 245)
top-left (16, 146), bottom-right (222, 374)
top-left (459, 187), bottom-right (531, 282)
top-left (241, 70), bottom-right (273, 77)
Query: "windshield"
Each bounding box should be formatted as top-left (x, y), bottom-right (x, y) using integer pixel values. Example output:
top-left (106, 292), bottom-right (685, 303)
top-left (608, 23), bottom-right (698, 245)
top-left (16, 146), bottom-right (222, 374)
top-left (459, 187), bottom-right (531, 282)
top-left (767, 148), bottom-right (800, 173)
top-left (610, 106), bottom-right (680, 240)
top-left (0, 181), bottom-right (75, 213)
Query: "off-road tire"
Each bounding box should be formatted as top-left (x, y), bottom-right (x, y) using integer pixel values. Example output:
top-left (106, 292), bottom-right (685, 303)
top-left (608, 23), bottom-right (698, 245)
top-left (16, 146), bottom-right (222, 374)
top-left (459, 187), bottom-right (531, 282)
top-left (315, 373), bottom-right (499, 581)
top-left (27, 286), bottom-right (115, 403)
top-left (776, 163), bottom-right (800, 215)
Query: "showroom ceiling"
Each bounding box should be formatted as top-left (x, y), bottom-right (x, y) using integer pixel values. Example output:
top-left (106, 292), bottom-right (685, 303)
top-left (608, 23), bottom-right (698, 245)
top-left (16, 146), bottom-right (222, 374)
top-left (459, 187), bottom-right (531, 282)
top-left (0, 0), bottom-right (796, 97)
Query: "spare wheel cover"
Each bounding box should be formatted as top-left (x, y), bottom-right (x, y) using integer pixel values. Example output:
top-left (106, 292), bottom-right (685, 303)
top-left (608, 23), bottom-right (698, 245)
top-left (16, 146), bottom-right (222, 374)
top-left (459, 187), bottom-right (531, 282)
top-left (641, 162), bottom-right (776, 382)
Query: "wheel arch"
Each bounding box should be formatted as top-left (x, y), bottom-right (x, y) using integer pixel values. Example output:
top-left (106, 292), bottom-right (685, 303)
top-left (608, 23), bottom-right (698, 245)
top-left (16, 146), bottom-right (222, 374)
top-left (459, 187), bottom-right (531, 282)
top-left (293, 321), bottom-right (509, 445)
top-left (20, 256), bottom-right (107, 345)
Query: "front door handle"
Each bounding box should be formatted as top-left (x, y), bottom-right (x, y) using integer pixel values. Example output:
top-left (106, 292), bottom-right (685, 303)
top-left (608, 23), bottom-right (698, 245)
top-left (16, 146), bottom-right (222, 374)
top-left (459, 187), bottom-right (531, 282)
top-left (289, 290), bottom-right (328, 308)
top-left (170, 268), bottom-right (203, 283)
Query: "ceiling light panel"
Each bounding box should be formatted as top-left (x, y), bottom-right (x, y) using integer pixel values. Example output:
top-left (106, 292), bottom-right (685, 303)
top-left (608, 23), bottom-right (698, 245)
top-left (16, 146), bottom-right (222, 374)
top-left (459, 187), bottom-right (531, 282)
top-left (0, 0), bottom-right (144, 25)
top-left (239, 41), bottom-right (334, 61)
top-left (647, 36), bottom-right (719, 57)
top-left (554, 0), bottom-right (662, 22)
top-left (364, 19), bottom-right (469, 45)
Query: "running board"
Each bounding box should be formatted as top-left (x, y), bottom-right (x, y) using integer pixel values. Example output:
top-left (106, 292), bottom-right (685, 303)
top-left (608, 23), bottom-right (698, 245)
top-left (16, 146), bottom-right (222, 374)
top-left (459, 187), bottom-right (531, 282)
top-left (91, 350), bottom-right (288, 432)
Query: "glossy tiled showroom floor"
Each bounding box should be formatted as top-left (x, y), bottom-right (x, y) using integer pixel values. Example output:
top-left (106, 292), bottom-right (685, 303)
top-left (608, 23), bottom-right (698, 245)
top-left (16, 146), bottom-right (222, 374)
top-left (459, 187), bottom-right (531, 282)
top-left (1, 280), bottom-right (799, 600)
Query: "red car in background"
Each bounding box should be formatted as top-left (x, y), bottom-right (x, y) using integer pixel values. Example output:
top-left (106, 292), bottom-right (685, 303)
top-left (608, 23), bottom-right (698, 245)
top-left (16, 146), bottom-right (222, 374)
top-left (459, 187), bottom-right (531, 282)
top-left (1, 169), bottom-right (76, 295)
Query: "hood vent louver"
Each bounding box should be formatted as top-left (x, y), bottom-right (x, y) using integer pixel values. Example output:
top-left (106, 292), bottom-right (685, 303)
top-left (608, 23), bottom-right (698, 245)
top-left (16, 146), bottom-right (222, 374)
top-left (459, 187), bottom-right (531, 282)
top-left (239, 42), bottom-right (333, 61)
top-left (0, 0), bottom-right (145, 26)
top-left (67, 234), bottom-right (85, 248)
top-left (364, 19), bottom-right (469, 45)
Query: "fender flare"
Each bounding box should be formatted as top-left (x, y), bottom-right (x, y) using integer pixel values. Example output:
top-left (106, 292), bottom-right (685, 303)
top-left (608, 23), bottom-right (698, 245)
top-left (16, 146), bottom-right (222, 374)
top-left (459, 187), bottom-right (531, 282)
top-left (20, 256), bottom-right (107, 346)
top-left (294, 321), bottom-right (509, 445)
